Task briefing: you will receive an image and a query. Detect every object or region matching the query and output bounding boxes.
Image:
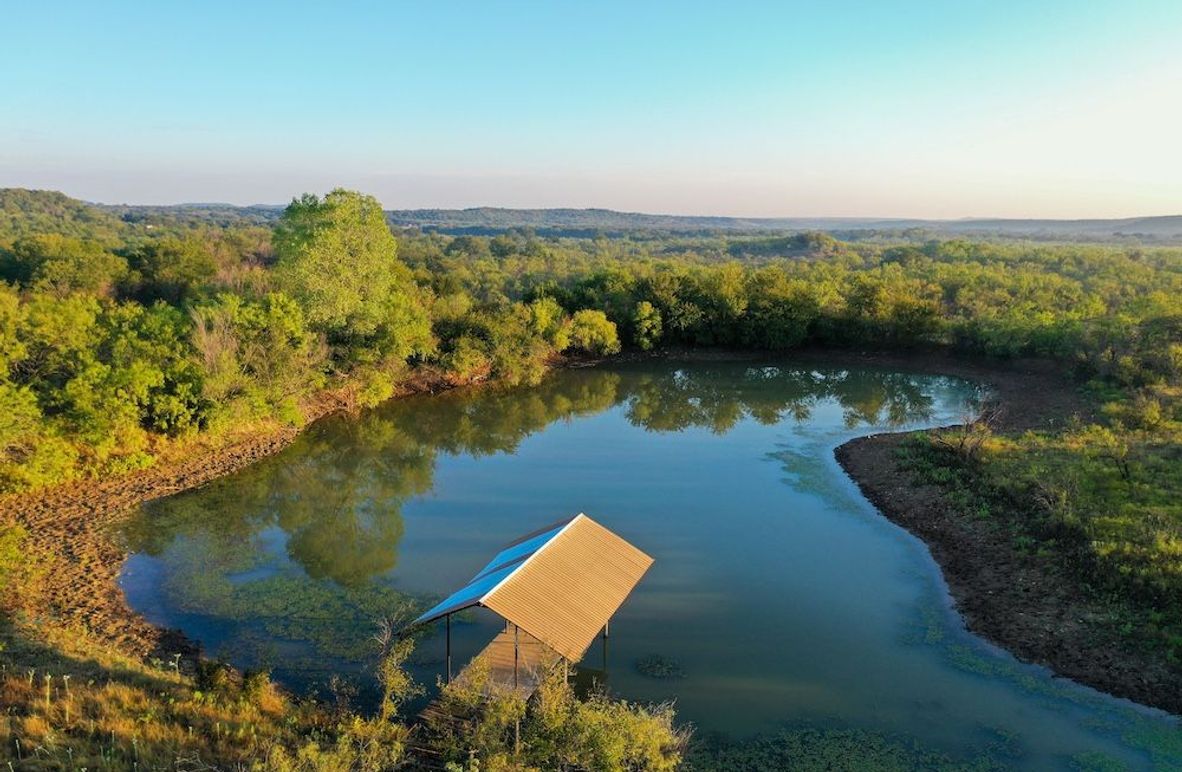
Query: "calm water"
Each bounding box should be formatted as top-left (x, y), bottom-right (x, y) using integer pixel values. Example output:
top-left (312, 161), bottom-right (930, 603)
top-left (120, 360), bottom-right (1181, 769)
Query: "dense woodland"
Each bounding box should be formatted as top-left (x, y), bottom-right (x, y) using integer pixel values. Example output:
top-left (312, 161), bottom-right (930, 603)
top-left (3, 188), bottom-right (1182, 486)
top-left (3, 187), bottom-right (1182, 767)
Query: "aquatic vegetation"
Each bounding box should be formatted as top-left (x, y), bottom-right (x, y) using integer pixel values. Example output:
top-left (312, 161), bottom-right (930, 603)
top-left (635, 654), bottom-right (686, 680)
top-left (685, 726), bottom-right (1010, 771)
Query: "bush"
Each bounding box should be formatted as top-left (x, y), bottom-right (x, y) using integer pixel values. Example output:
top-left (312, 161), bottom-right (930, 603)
top-left (567, 309), bottom-right (621, 356)
top-left (421, 664), bottom-right (687, 770)
top-left (442, 335), bottom-right (493, 383)
top-left (631, 300), bottom-right (662, 351)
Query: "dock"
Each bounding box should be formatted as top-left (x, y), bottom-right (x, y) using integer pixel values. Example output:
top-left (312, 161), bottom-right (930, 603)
top-left (453, 624), bottom-right (564, 697)
top-left (410, 513), bottom-right (651, 726)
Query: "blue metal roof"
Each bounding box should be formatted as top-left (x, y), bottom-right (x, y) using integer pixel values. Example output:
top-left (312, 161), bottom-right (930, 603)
top-left (411, 514), bottom-right (578, 627)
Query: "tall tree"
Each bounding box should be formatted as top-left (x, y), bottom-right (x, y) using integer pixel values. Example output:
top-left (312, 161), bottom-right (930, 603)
top-left (273, 189), bottom-right (432, 363)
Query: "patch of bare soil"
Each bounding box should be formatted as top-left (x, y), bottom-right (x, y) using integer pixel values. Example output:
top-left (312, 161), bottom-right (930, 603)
top-left (831, 350), bottom-right (1182, 716)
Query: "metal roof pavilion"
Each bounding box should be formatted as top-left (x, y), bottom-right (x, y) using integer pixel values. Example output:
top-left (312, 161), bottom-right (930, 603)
top-left (412, 513), bottom-right (654, 663)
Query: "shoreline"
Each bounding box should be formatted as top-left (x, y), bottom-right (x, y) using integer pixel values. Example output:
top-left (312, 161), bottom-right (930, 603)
top-left (4, 349), bottom-right (1179, 719)
top-left (0, 367), bottom-right (465, 661)
top-left (830, 353), bottom-right (1182, 718)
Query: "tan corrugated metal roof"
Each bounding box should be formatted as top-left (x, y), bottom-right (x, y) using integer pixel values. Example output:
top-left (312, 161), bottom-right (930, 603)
top-left (483, 514), bottom-right (654, 661)
top-left (413, 513), bottom-right (653, 663)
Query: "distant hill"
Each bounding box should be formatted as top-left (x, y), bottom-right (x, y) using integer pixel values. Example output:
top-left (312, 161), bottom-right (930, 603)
top-left (2, 190), bottom-right (1179, 244)
top-left (0, 188), bottom-right (125, 246)
top-left (385, 207), bottom-right (1182, 242)
top-left (386, 206), bottom-right (907, 235)
top-left (931, 215), bottom-right (1182, 240)
top-left (99, 202), bottom-right (284, 230)
top-left (385, 207), bottom-right (789, 233)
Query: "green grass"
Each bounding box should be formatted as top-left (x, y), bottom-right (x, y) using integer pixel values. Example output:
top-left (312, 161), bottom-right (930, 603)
top-left (899, 386), bottom-right (1182, 663)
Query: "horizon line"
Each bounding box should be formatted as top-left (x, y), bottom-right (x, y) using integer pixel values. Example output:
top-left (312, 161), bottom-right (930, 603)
top-left (32, 192), bottom-right (1179, 225)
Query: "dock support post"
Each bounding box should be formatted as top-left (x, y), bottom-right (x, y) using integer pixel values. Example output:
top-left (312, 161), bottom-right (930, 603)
top-left (601, 617), bottom-right (610, 673)
top-left (514, 623), bottom-right (521, 757)
top-left (445, 614), bottom-right (452, 685)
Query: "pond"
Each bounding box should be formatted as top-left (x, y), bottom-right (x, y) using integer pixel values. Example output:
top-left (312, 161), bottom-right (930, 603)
top-left (120, 359), bottom-right (1181, 769)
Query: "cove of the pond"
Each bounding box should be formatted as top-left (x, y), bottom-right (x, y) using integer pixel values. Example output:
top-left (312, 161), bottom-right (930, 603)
top-left (119, 359), bottom-right (1181, 770)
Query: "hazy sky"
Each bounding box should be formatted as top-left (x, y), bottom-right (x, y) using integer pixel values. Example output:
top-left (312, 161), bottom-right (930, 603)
top-left (2, 1), bottom-right (1180, 218)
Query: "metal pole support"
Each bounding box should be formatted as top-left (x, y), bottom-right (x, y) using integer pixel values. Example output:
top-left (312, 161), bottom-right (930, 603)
top-left (445, 614), bottom-right (452, 685)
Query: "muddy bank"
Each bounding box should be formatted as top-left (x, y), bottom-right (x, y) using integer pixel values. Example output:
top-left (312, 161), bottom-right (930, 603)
top-left (0, 368), bottom-right (464, 661)
top-left (832, 352), bottom-right (1182, 717)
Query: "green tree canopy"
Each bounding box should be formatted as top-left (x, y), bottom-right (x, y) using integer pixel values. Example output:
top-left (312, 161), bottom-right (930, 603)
top-left (1, 234), bottom-right (128, 298)
top-left (568, 309), bottom-right (621, 356)
top-left (128, 236), bottom-right (218, 304)
top-left (273, 189), bottom-right (432, 363)
top-left (631, 300), bottom-right (662, 351)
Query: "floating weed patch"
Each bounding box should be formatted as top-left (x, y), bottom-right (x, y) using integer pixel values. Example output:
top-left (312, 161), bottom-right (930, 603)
top-left (1070, 750), bottom-right (1131, 771)
top-left (1123, 720), bottom-right (1182, 767)
top-left (685, 726), bottom-right (1010, 771)
top-left (635, 653), bottom-right (685, 680)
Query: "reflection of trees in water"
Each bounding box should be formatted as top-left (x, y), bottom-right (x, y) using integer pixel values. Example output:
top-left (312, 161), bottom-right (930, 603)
top-left (829, 371), bottom-right (936, 429)
top-left (623, 366), bottom-right (937, 434)
top-left (127, 420), bottom-right (433, 587)
top-left (274, 422), bottom-right (422, 587)
top-left (128, 363), bottom-right (957, 596)
top-left (384, 371), bottom-right (623, 457)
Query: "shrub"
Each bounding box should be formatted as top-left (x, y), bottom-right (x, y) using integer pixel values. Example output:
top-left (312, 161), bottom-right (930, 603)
top-left (567, 309), bottom-right (621, 356)
top-left (631, 300), bottom-right (662, 351)
top-left (421, 664), bottom-right (687, 770)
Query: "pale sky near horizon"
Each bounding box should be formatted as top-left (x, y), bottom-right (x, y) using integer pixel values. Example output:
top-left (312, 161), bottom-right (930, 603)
top-left (2, 1), bottom-right (1180, 218)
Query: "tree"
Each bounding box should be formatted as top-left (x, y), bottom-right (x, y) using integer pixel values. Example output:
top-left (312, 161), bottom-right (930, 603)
top-left (567, 309), bottom-right (621, 356)
top-left (2, 235), bottom-right (128, 298)
top-left (631, 300), bottom-right (662, 350)
top-left (127, 236), bottom-right (218, 304)
top-left (190, 292), bottom-right (325, 423)
top-left (273, 190), bottom-right (432, 363)
top-left (741, 268), bottom-right (817, 349)
top-left (0, 283), bottom-right (26, 377)
top-left (527, 296), bottom-right (571, 350)
top-left (690, 262), bottom-right (747, 345)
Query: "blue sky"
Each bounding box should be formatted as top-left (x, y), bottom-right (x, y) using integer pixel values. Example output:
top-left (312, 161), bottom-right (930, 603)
top-left (2, 1), bottom-right (1179, 217)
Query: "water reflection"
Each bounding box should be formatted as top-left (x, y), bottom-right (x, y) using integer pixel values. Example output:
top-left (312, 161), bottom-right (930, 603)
top-left (120, 362), bottom-right (954, 679)
top-left (125, 362), bottom-right (949, 589)
top-left (119, 360), bottom-right (1181, 769)
top-left (625, 366), bottom-right (941, 432)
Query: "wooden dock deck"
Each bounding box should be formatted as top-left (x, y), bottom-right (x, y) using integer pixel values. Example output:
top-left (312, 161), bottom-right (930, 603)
top-left (453, 625), bottom-right (563, 697)
top-left (415, 625), bottom-right (565, 759)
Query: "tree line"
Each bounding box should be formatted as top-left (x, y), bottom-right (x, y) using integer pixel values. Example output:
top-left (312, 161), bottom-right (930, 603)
top-left (2, 188), bottom-right (1182, 493)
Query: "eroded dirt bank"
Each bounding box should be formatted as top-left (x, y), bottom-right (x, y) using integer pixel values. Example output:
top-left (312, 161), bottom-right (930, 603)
top-left (831, 351), bottom-right (1182, 717)
top-left (0, 370), bottom-right (462, 661)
